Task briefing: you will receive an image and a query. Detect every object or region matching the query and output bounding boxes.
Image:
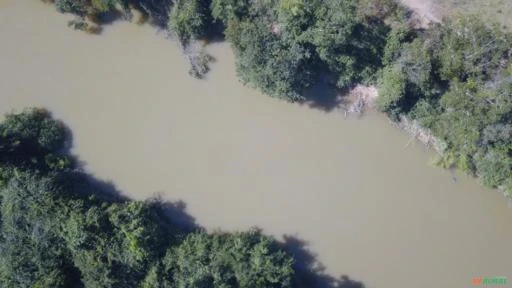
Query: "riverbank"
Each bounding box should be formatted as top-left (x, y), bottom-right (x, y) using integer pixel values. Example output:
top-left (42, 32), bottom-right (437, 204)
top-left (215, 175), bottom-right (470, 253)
top-left (39, 0), bottom-right (512, 199)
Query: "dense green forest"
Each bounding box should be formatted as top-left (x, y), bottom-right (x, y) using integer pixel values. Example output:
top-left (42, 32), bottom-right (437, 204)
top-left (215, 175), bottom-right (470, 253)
top-left (0, 108), bottom-right (298, 287)
top-left (43, 0), bottom-right (512, 198)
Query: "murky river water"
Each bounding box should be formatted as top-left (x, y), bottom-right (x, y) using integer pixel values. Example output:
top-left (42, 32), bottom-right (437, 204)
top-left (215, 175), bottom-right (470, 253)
top-left (1, 1), bottom-right (511, 287)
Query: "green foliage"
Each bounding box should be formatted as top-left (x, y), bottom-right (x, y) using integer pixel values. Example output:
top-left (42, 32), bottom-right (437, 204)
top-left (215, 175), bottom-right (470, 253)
top-left (163, 230), bottom-right (294, 287)
top-left (357, 0), bottom-right (407, 20)
top-left (379, 37), bottom-right (436, 118)
top-left (168, 0), bottom-right (211, 45)
top-left (140, 263), bottom-right (164, 288)
top-left (476, 150), bottom-right (512, 189)
top-left (0, 174), bottom-right (74, 288)
top-left (482, 124), bottom-right (512, 148)
top-left (91, 0), bottom-right (119, 12)
top-left (436, 16), bottom-right (511, 82)
top-left (382, 22), bottom-right (415, 66)
top-left (55, 0), bottom-right (91, 15)
top-left (58, 200), bottom-right (169, 287)
top-left (211, 0), bottom-right (249, 22)
top-left (0, 108), bottom-right (65, 152)
top-left (230, 19), bottom-right (312, 101)
top-left (0, 108), bottom-right (72, 173)
top-left (49, 0), bottom-right (402, 99)
top-left (212, 0), bottom-right (401, 100)
top-left (378, 15), bottom-right (512, 196)
top-left (303, 0), bottom-right (360, 87)
top-left (376, 66), bottom-right (407, 118)
top-left (397, 39), bottom-right (434, 97)
top-left (54, 0), bottom-right (120, 16)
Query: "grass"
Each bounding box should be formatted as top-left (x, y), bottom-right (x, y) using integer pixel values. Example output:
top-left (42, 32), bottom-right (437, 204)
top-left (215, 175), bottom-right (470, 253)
top-left (431, 0), bottom-right (512, 31)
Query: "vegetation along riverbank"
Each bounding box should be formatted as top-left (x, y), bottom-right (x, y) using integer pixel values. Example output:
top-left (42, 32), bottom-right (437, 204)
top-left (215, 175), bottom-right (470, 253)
top-left (43, 0), bottom-right (511, 198)
top-left (0, 108), bottom-right (360, 287)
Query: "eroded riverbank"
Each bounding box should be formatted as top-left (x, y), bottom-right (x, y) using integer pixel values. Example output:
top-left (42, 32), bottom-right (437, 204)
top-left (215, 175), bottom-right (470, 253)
top-left (1, 1), bottom-right (511, 287)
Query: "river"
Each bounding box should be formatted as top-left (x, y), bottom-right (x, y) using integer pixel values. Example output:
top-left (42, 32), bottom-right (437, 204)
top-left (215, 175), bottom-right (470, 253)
top-left (0, 1), bottom-right (511, 287)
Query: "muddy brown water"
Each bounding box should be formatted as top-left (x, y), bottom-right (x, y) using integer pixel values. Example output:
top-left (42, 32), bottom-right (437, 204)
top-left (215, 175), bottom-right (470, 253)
top-left (1, 1), bottom-right (511, 287)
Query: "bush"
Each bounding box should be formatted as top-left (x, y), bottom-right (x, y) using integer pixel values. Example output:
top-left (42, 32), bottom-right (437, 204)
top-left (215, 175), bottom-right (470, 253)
top-left (55, 0), bottom-right (91, 15)
top-left (475, 150), bottom-right (512, 189)
top-left (377, 66), bottom-right (407, 117)
top-left (0, 108), bottom-right (72, 173)
top-left (436, 16), bottom-right (511, 82)
top-left (163, 230), bottom-right (294, 288)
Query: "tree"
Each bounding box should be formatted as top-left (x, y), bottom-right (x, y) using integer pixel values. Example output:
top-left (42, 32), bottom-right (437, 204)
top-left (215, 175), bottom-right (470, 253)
top-left (162, 230), bottom-right (294, 288)
top-left (0, 174), bottom-right (74, 288)
top-left (302, 0), bottom-right (360, 87)
top-left (210, 0), bottom-right (249, 23)
top-left (168, 0), bottom-right (211, 45)
top-left (376, 65), bottom-right (407, 118)
top-left (0, 108), bottom-right (72, 174)
top-left (234, 20), bottom-right (312, 101)
top-left (55, 0), bottom-right (91, 15)
top-left (436, 16), bottom-right (511, 82)
top-left (476, 150), bottom-right (512, 189)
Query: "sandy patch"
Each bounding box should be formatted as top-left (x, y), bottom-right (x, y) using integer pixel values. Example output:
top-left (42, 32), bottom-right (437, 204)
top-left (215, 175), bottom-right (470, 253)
top-left (345, 85), bottom-right (379, 115)
top-left (399, 0), bottom-right (441, 27)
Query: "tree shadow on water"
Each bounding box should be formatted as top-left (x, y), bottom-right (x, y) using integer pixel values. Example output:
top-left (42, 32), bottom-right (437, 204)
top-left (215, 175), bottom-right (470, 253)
top-left (300, 81), bottom-right (351, 113)
top-left (54, 114), bottom-right (364, 287)
top-left (282, 235), bottom-right (366, 288)
top-left (94, 9), bottom-right (127, 26)
top-left (55, 168), bottom-right (127, 203)
top-left (59, 163), bottom-right (366, 288)
top-left (60, 168), bottom-right (200, 233)
top-left (56, 122), bottom-right (201, 235)
top-left (151, 196), bottom-right (200, 233)
top-left (66, 162), bottom-right (364, 288)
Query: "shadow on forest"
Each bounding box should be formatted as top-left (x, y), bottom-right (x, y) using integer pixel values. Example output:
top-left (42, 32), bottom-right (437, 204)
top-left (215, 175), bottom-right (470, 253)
top-left (67, 164), bottom-right (365, 287)
top-left (62, 165), bottom-right (201, 234)
top-left (59, 132), bottom-right (201, 234)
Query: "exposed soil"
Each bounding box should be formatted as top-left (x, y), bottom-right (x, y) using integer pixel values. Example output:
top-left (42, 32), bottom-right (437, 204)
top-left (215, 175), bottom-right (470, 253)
top-left (399, 0), bottom-right (440, 27)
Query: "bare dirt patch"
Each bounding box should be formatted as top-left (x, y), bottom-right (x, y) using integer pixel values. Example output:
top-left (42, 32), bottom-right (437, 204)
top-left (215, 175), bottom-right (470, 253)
top-left (401, 0), bottom-right (512, 30)
top-left (344, 85), bottom-right (379, 115)
top-left (399, 0), bottom-right (440, 27)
